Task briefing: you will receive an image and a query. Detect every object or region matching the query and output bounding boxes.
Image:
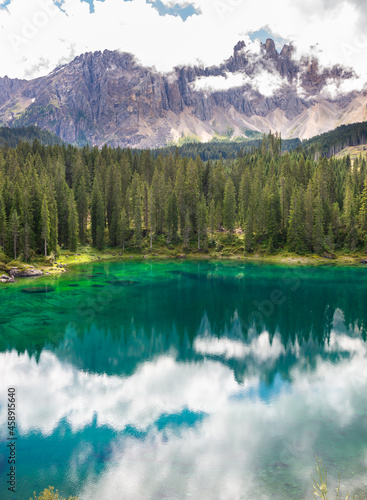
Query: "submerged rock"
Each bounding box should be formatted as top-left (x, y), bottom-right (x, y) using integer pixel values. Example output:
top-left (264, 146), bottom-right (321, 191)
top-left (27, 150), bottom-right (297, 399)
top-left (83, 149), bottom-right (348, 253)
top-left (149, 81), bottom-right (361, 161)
top-left (22, 286), bottom-right (55, 294)
top-left (106, 280), bottom-right (139, 287)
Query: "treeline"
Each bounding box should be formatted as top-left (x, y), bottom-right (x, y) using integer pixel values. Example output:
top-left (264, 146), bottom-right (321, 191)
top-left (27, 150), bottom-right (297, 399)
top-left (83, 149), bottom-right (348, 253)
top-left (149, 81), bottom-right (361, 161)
top-left (0, 126), bottom-right (64, 149)
top-left (0, 132), bottom-right (367, 261)
top-left (154, 135), bottom-right (301, 161)
top-left (302, 121), bottom-right (367, 157)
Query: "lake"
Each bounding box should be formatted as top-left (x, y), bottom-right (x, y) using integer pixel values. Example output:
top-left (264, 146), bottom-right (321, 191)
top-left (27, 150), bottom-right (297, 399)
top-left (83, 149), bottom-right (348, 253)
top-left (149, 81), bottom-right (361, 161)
top-left (0, 260), bottom-right (367, 499)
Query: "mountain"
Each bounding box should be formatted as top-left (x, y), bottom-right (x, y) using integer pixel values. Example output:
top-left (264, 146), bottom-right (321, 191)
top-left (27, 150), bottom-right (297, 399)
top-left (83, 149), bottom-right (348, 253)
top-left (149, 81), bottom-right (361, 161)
top-left (1, 39), bottom-right (367, 148)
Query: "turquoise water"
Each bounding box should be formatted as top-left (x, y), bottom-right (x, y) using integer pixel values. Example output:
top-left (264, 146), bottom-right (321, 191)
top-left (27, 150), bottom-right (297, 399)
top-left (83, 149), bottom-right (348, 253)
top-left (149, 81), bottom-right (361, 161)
top-left (0, 261), bottom-right (367, 499)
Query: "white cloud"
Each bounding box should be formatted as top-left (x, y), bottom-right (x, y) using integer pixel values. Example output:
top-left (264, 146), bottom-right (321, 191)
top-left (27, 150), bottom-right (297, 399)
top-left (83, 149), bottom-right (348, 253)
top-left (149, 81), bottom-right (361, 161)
top-left (193, 67), bottom-right (286, 97)
top-left (320, 76), bottom-right (366, 99)
top-left (1, 319), bottom-right (367, 499)
top-left (194, 330), bottom-right (285, 362)
top-left (0, 0), bottom-right (366, 85)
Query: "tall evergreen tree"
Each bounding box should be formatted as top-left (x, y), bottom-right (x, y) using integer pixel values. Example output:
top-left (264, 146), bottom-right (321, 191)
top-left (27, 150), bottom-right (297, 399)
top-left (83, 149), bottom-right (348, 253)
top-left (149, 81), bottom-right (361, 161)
top-left (165, 191), bottom-right (178, 242)
top-left (343, 180), bottom-right (357, 250)
top-left (287, 190), bottom-right (305, 253)
top-left (313, 195), bottom-right (324, 253)
top-left (75, 172), bottom-right (89, 244)
top-left (0, 192), bottom-right (7, 252)
top-left (91, 175), bottom-right (105, 250)
top-left (134, 186), bottom-right (142, 248)
top-left (10, 209), bottom-right (20, 259)
top-left (223, 178), bottom-right (236, 235)
top-left (197, 194), bottom-right (208, 250)
top-left (118, 207), bottom-right (130, 251)
top-left (41, 194), bottom-right (50, 257)
top-left (68, 190), bottom-right (79, 252)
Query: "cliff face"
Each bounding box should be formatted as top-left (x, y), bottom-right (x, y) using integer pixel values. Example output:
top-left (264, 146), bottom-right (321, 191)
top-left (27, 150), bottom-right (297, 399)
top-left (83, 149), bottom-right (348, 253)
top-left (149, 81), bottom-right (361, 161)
top-left (0, 39), bottom-right (365, 147)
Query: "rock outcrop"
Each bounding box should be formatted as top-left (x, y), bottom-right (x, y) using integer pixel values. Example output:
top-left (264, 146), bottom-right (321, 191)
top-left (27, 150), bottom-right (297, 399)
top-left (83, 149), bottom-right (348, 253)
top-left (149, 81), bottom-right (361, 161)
top-left (0, 274), bottom-right (15, 283)
top-left (8, 267), bottom-right (43, 278)
top-left (0, 39), bottom-right (365, 147)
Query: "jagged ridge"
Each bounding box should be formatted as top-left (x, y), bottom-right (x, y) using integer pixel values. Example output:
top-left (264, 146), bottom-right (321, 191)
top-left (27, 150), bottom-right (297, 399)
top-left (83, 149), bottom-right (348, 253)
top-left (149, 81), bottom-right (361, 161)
top-left (0, 39), bottom-right (366, 147)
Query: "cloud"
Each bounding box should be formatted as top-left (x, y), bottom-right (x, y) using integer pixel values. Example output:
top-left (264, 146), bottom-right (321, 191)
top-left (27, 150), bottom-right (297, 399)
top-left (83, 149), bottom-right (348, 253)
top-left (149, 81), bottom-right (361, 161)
top-left (192, 69), bottom-right (285, 97)
top-left (194, 330), bottom-right (285, 362)
top-left (0, 0), bottom-right (367, 84)
top-left (1, 313), bottom-right (367, 498)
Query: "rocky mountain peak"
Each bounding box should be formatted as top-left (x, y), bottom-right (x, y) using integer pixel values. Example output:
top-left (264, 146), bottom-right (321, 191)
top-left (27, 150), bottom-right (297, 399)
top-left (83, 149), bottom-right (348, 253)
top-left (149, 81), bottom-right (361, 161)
top-left (0, 40), bottom-right (365, 147)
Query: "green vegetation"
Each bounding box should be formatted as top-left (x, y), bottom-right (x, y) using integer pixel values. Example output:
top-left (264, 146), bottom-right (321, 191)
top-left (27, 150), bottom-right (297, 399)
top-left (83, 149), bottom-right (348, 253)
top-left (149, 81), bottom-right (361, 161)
top-left (154, 133), bottom-right (301, 160)
top-left (0, 126), bottom-right (65, 148)
top-left (31, 487), bottom-right (79, 500)
top-left (335, 145), bottom-right (367, 162)
top-left (312, 458), bottom-right (353, 500)
top-left (302, 121), bottom-right (367, 158)
top-left (1, 131), bottom-right (367, 268)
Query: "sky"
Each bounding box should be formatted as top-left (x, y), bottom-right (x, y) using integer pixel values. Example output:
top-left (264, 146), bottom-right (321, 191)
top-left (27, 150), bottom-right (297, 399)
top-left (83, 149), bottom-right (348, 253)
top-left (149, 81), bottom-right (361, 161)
top-left (1, 0), bottom-right (367, 80)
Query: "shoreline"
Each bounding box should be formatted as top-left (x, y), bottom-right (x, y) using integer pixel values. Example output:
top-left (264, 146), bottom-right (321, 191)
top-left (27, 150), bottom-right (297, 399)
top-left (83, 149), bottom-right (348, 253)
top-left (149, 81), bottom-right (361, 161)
top-left (2, 246), bottom-right (367, 284)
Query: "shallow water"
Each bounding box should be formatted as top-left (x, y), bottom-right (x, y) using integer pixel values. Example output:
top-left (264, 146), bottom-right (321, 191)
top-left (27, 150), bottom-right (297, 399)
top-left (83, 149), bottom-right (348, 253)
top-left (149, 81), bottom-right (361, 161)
top-left (0, 261), bottom-right (367, 499)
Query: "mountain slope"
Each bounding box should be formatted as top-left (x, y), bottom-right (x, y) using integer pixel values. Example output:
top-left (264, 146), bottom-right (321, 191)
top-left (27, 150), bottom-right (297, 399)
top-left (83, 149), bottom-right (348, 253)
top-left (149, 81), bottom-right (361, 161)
top-left (0, 40), bottom-right (366, 148)
top-left (0, 126), bottom-right (65, 148)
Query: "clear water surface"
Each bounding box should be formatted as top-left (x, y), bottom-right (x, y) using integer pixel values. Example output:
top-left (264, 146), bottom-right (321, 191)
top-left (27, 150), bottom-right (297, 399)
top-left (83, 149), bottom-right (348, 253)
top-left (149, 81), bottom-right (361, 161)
top-left (0, 260), bottom-right (367, 500)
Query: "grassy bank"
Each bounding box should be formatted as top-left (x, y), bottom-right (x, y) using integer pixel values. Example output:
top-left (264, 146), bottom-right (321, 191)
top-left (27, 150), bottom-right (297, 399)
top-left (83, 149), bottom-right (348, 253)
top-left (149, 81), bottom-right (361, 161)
top-left (2, 233), bottom-right (367, 281)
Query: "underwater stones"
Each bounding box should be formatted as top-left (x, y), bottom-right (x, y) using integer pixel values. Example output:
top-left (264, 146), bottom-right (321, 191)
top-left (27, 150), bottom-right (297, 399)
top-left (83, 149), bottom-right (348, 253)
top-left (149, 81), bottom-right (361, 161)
top-left (22, 286), bottom-right (55, 294)
top-left (106, 280), bottom-right (139, 287)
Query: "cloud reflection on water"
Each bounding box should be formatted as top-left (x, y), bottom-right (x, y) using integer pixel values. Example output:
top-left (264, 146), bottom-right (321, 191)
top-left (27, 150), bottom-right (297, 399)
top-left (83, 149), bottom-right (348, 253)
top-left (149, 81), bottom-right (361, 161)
top-left (0, 308), bottom-right (367, 499)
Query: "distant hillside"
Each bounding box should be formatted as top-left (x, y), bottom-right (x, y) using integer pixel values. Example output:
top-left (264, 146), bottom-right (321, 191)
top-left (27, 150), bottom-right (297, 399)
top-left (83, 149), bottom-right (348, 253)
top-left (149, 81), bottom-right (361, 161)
top-left (0, 126), bottom-right (65, 148)
top-left (153, 137), bottom-right (301, 161)
top-left (335, 145), bottom-right (367, 161)
top-left (301, 121), bottom-right (367, 157)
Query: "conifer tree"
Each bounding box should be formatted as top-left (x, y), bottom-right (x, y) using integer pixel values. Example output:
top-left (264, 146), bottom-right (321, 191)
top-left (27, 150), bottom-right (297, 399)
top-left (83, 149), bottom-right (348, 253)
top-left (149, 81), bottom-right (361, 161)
top-left (10, 209), bottom-right (20, 259)
top-left (0, 192), bottom-right (7, 252)
top-left (75, 172), bottom-right (89, 245)
top-left (244, 213), bottom-right (253, 253)
top-left (343, 180), bottom-right (357, 250)
top-left (165, 191), bottom-right (178, 242)
top-left (359, 182), bottom-right (367, 247)
top-left (197, 194), bottom-right (208, 250)
top-left (19, 186), bottom-right (33, 261)
top-left (287, 190), bottom-right (305, 253)
top-left (208, 199), bottom-right (216, 242)
top-left (313, 195), bottom-right (324, 253)
top-left (304, 183), bottom-right (314, 251)
top-left (41, 194), bottom-right (50, 257)
top-left (68, 190), bottom-right (79, 252)
top-left (49, 196), bottom-right (58, 258)
top-left (223, 178), bottom-right (236, 235)
top-left (134, 186), bottom-right (142, 248)
top-left (265, 176), bottom-right (281, 251)
top-left (91, 175), bottom-right (105, 250)
top-left (238, 170), bottom-right (252, 228)
top-left (109, 166), bottom-right (122, 247)
top-left (183, 211), bottom-right (191, 249)
top-left (118, 207), bottom-right (130, 252)
top-left (325, 223), bottom-right (335, 252)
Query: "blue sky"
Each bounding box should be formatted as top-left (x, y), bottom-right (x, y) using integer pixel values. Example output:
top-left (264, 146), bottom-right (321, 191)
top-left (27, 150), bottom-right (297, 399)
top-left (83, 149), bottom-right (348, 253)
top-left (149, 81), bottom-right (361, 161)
top-left (54, 0), bottom-right (200, 20)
